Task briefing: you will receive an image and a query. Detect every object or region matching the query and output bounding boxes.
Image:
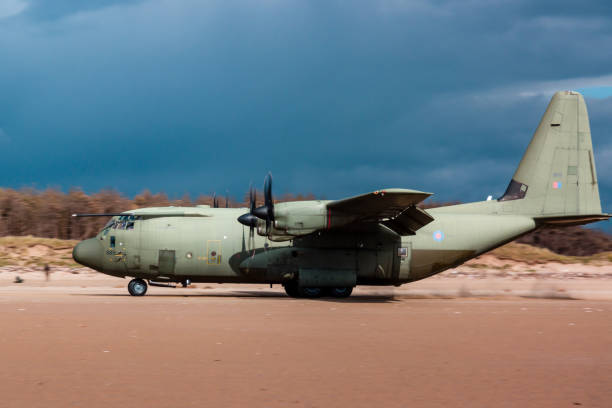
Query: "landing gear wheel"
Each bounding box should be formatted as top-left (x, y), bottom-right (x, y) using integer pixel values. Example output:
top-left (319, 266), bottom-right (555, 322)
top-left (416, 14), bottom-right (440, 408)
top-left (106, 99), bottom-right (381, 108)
top-left (298, 286), bottom-right (322, 298)
top-left (326, 287), bottom-right (353, 298)
top-left (128, 278), bottom-right (148, 296)
top-left (283, 282), bottom-right (300, 298)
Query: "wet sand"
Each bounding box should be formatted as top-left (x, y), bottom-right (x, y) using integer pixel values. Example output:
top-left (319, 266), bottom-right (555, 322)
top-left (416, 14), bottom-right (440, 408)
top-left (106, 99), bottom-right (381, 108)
top-left (1, 284), bottom-right (611, 408)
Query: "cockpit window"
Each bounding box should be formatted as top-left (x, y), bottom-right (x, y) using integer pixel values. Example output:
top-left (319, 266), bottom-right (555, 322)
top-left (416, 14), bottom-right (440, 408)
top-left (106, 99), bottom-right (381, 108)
top-left (102, 215), bottom-right (141, 233)
top-left (103, 218), bottom-right (116, 230)
top-left (498, 179), bottom-right (528, 201)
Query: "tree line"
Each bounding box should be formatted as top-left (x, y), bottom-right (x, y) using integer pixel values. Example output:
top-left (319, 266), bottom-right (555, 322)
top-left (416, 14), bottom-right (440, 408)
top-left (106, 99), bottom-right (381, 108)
top-left (1, 187), bottom-right (610, 255)
top-left (0, 188), bottom-right (315, 240)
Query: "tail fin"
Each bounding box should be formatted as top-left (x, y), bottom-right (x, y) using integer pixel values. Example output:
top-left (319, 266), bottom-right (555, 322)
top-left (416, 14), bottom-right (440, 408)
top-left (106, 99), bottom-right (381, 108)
top-left (500, 91), bottom-right (608, 224)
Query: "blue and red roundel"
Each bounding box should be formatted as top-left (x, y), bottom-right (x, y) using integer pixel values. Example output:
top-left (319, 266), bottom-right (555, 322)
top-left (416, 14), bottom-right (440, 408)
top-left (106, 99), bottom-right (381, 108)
top-left (433, 230), bottom-right (445, 242)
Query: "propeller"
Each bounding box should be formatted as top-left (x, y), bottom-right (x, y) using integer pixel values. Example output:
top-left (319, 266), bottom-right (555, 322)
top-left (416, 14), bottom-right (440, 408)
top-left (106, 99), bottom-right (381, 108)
top-left (252, 173), bottom-right (274, 233)
top-left (237, 184), bottom-right (258, 251)
top-left (237, 184), bottom-right (258, 230)
top-left (238, 173), bottom-right (274, 236)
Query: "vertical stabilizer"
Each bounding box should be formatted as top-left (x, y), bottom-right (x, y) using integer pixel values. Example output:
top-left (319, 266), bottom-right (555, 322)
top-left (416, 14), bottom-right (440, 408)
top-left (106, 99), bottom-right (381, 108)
top-left (499, 91), bottom-right (603, 217)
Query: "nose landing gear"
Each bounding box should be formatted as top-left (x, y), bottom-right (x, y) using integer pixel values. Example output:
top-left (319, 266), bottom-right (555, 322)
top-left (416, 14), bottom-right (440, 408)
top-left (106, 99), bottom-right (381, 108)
top-left (127, 278), bottom-right (148, 296)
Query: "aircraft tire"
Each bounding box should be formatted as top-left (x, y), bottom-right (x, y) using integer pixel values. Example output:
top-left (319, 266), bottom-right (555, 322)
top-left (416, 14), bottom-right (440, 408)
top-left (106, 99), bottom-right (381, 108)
top-left (283, 282), bottom-right (300, 298)
top-left (297, 287), bottom-right (322, 298)
top-left (128, 278), bottom-right (148, 296)
top-left (326, 287), bottom-right (353, 298)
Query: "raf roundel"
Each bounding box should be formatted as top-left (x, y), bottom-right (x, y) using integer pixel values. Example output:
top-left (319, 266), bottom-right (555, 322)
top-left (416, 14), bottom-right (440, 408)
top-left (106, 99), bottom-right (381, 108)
top-left (433, 230), bottom-right (445, 242)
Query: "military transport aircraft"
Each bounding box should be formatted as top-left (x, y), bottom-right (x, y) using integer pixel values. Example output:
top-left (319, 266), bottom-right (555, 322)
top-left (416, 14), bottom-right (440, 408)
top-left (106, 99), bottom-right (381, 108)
top-left (73, 91), bottom-right (609, 298)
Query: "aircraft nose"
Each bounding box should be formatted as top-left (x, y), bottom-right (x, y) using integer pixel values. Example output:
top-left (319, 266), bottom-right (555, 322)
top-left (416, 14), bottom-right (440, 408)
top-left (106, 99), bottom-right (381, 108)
top-left (73, 238), bottom-right (102, 270)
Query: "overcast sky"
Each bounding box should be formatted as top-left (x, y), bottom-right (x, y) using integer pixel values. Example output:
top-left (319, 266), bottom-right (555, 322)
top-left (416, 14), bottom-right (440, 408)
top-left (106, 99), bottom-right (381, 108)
top-left (1, 0), bottom-right (612, 218)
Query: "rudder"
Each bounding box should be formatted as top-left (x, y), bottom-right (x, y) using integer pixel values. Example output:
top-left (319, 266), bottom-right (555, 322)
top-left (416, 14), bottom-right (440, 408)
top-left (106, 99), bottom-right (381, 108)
top-left (499, 91), bottom-right (604, 218)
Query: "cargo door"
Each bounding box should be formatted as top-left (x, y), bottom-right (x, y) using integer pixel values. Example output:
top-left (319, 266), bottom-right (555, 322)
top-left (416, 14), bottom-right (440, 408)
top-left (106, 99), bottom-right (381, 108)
top-left (158, 250), bottom-right (176, 275)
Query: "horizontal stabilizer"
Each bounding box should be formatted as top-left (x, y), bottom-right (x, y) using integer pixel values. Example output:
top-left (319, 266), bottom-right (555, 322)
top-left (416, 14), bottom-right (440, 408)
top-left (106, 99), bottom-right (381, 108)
top-left (533, 213), bottom-right (611, 227)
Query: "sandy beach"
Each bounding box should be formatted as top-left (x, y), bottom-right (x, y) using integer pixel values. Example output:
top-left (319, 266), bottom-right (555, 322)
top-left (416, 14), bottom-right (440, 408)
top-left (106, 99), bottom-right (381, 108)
top-left (1, 269), bottom-right (611, 408)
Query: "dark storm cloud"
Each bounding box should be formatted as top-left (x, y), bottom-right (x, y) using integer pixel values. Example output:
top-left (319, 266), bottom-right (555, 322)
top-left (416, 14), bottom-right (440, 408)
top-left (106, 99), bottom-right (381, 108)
top-left (0, 0), bottom-right (611, 225)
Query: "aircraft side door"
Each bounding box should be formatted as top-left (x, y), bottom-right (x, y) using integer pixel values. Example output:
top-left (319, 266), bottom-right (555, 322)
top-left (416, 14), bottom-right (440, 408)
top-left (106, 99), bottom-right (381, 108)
top-left (158, 250), bottom-right (176, 275)
top-left (126, 216), bottom-right (142, 271)
top-left (397, 243), bottom-right (411, 281)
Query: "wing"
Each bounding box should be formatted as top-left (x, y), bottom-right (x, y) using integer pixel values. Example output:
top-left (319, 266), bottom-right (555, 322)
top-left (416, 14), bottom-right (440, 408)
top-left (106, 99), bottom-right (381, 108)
top-left (327, 188), bottom-right (434, 235)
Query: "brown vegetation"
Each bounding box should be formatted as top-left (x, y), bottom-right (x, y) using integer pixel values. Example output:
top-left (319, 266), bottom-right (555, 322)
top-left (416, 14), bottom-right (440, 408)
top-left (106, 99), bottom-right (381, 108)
top-left (1, 188), bottom-right (610, 255)
top-left (0, 187), bottom-right (315, 241)
top-left (517, 226), bottom-right (612, 256)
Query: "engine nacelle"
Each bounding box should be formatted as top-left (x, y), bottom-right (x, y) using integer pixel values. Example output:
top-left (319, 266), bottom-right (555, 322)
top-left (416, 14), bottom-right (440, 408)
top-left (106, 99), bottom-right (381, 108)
top-left (271, 201), bottom-right (356, 237)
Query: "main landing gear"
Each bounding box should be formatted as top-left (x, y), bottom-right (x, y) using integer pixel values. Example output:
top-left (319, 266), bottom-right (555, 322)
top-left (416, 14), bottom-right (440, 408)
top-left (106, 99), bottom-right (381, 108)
top-left (128, 278), bottom-right (148, 296)
top-left (283, 282), bottom-right (353, 299)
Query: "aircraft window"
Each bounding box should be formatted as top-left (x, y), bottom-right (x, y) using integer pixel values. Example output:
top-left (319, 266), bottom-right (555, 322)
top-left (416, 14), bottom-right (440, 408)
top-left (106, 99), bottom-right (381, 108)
top-left (110, 236), bottom-right (116, 248)
top-left (103, 218), bottom-right (116, 230)
top-left (102, 215), bottom-right (140, 232)
top-left (498, 179), bottom-right (528, 201)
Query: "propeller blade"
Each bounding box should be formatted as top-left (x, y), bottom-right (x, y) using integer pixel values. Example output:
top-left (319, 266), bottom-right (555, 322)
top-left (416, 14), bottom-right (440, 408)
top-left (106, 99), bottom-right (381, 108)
top-left (264, 173), bottom-right (273, 211)
top-left (240, 173), bottom-right (274, 236)
top-left (253, 173), bottom-right (274, 222)
top-left (249, 185), bottom-right (255, 213)
top-left (266, 173), bottom-right (274, 221)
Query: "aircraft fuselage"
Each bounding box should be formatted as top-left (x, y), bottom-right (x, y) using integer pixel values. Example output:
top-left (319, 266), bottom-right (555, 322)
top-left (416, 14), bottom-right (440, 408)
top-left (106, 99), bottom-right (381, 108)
top-left (73, 202), bottom-right (536, 287)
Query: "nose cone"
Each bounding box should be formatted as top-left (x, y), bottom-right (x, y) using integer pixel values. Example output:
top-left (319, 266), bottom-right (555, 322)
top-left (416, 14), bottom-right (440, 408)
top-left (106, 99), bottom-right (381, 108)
top-left (238, 213), bottom-right (258, 227)
top-left (73, 238), bottom-right (102, 270)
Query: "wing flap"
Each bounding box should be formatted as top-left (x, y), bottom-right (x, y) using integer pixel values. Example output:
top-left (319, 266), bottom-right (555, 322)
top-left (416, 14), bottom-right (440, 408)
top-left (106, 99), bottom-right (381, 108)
top-left (328, 188), bottom-right (432, 218)
top-left (328, 188), bottom-right (434, 235)
top-left (381, 206), bottom-right (434, 235)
